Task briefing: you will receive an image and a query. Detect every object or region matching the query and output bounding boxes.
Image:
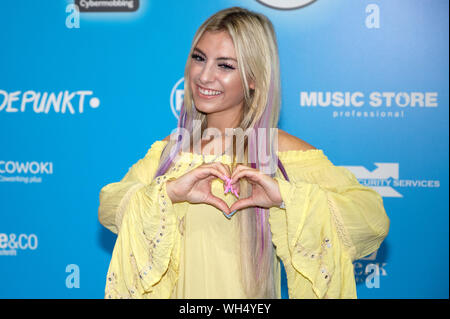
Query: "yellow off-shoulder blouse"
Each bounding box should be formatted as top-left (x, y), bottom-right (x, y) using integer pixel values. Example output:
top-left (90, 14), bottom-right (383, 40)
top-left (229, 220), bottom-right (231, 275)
top-left (98, 140), bottom-right (389, 299)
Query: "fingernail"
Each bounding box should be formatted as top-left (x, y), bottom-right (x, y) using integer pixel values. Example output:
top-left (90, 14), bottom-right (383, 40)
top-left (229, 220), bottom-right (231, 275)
top-left (223, 210), bottom-right (237, 219)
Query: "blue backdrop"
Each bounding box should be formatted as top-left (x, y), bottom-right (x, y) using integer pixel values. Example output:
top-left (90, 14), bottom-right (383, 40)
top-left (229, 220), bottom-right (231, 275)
top-left (0, 0), bottom-right (448, 299)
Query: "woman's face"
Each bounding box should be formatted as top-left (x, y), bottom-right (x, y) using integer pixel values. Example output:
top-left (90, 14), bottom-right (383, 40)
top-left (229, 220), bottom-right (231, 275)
top-left (189, 30), bottom-right (250, 114)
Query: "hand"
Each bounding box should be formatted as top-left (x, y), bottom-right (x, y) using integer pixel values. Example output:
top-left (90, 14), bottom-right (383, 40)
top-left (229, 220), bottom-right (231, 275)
top-left (228, 164), bottom-right (283, 213)
top-left (166, 162), bottom-right (237, 215)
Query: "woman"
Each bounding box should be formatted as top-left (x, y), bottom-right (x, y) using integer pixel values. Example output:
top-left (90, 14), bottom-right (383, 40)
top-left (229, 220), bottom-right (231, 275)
top-left (98, 6), bottom-right (389, 299)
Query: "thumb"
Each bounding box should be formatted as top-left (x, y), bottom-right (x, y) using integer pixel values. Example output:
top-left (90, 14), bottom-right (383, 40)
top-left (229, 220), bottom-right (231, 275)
top-left (204, 194), bottom-right (231, 215)
top-left (229, 197), bottom-right (253, 212)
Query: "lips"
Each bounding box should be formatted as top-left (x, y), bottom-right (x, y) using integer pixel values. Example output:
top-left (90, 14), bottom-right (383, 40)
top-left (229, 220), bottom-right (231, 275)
top-left (196, 85), bottom-right (223, 99)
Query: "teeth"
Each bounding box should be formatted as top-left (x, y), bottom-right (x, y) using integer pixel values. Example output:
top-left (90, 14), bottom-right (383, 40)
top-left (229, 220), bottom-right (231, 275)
top-left (199, 87), bottom-right (222, 96)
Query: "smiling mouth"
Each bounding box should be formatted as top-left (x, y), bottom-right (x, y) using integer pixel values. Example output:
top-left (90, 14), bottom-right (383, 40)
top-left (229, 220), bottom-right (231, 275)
top-left (197, 85), bottom-right (223, 98)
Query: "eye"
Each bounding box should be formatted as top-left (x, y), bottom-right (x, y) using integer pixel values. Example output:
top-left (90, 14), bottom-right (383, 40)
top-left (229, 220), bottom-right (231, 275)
top-left (219, 63), bottom-right (235, 70)
top-left (191, 53), bottom-right (204, 62)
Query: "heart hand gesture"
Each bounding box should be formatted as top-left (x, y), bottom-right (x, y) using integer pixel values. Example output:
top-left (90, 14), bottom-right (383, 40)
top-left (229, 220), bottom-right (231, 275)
top-left (166, 162), bottom-right (283, 218)
top-left (227, 164), bottom-right (283, 215)
top-left (166, 162), bottom-right (236, 215)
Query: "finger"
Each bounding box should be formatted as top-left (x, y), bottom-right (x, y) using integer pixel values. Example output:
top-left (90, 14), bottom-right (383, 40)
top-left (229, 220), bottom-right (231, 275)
top-left (196, 167), bottom-right (227, 182)
top-left (210, 163), bottom-right (233, 193)
top-left (231, 163), bottom-right (251, 180)
top-left (202, 162), bottom-right (230, 181)
top-left (231, 180), bottom-right (240, 198)
top-left (223, 210), bottom-right (238, 219)
top-left (231, 163), bottom-right (249, 173)
top-left (229, 165), bottom-right (241, 196)
top-left (207, 162), bottom-right (235, 193)
top-left (230, 169), bottom-right (260, 185)
top-left (229, 197), bottom-right (254, 212)
top-left (215, 162), bottom-right (232, 183)
top-left (220, 162), bottom-right (232, 177)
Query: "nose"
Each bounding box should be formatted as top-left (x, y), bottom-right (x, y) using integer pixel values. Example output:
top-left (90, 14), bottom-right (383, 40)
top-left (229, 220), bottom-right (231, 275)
top-left (199, 61), bottom-right (215, 84)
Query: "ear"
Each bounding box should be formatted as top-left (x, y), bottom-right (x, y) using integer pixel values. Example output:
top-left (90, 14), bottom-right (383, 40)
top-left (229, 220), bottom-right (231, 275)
top-left (248, 79), bottom-right (255, 91)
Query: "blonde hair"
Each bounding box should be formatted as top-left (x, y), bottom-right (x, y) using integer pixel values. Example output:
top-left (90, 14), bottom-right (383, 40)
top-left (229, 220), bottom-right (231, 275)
top-left (155, 7), bottom-right (286, 298)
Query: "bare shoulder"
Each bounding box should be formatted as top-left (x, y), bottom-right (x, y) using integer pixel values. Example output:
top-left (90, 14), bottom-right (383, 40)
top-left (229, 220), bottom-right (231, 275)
top-left (277, 129), bottom-right (317, 152)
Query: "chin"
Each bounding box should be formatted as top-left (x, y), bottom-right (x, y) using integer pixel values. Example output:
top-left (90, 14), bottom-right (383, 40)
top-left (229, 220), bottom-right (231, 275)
top-left (194, 106), bottom-right (208, 115)
top-left (193, 100), bottom-right (218, 114)
top-left (194, 105), bottom-right (217, 115)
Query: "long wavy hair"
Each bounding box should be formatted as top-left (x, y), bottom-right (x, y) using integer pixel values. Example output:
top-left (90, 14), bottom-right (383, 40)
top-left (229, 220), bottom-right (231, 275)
top-left (154, 7), bottom-right (290, 298)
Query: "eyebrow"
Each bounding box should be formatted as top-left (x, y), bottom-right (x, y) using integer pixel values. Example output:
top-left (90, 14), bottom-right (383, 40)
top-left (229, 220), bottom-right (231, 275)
top-left (193, 47), bottom-right (237, 62)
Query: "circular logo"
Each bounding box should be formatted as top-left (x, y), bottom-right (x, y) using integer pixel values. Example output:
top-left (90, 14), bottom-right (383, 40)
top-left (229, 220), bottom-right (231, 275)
top-left (89, 97), bottom-right (100, 108)
top-left (170, 77), bottom-right (185, 120)
top-left (256, 0), bottom-right (316, 10)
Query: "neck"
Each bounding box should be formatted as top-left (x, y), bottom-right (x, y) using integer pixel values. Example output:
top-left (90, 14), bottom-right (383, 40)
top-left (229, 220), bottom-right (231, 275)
top-left (205, 105), bottom-right (243, 136)
top-left (201, 108), bottom-right (241, 157)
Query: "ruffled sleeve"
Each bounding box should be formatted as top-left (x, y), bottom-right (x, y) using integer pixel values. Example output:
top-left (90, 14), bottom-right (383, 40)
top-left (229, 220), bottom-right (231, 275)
top-left (269, 150), bottom-right (389, 299)
top-left (98, 141), bottom-right (166, 234)
top-left (104, 173), bottom-right (182, 298)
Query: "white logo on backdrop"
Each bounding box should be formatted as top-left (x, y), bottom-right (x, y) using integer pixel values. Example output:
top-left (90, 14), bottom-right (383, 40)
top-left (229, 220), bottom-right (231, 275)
top-left (353, 249), bottom-right (388, 289)
top-left (66, 4), bottom-right (80, 29)
top-left (170, 77), bottom-right (184, 120)
top-left (342, 162), bottom-right (440, 198)
top-left (0, 90), bottom-right (100, 114)
top-left (0, 161), bottom-right (53, 184)
top-left (256, 0), bottom-right (316, 10)
top-left (365, 4), bottom-right (380, 29)
top-left (65, 264), bottom-right (81, 288)
top-left (0, 233), bottom-right (38, 256)
top-left (76, 0), bottom-right (139, 11)
top-left (300, 91), bottom-right (438, 119)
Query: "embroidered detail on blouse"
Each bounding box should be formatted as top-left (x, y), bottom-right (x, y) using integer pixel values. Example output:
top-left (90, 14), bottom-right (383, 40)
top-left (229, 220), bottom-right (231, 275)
top-left (294, 237), bottom-right (332, 283)
top-left (133, 170), bottom-right (180, 286)
top-left (146, 176), bottom-right (169, 271)
top-left (129, 253), bottom-right (140, 297)
top-left (169, 163), bottom-right (182, 172)
top-left (105, 271), bottom-right (131, 299)
top-left (326, 194), bottom-right (357, 260)
top-left (152, 175), bottom-right (171, 245)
